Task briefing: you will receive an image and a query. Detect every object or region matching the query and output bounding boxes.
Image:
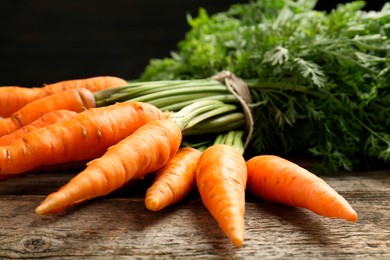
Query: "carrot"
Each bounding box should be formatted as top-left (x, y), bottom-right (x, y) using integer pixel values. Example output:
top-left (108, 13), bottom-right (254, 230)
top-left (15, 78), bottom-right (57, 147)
top-left (0, 76), bottom-right (128, 117)
top-left (196, 144), bottom-right (247, 248)
top-left (0, 86), bottom-right (42, 118)
top-left (0, 88), bottom-right (96, 137)
top-left (145, 147), bottom-right (202, 211)
top-left (0, 101), bottom-right (165, 175)
top-left (0, 110), bottom-right (77, 146)
top-left (246, 155), bottom-right (358, 221)
top-left (35, 119), bottom-right (182, 215)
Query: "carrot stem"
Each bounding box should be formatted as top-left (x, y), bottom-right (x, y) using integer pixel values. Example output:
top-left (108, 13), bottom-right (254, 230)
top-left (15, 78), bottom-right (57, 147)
top-left (131, 86), bottom-right (227, 103)
top-left (169, 100), bottom-right (237, 132)
top-left (214, 130), bottom-right (245, 155)
top-left (141, 93), bottom-right (228, 110)
top-left (184, 113), bottom-right (245, 136)
top-left (93, 79), bottom-right (229, 107)
top-left (159, 94), bottom-right (237, 111)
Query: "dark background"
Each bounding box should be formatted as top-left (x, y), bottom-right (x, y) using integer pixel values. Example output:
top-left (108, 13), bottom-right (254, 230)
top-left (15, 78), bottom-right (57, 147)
top-left (1, 0), bottom-right (387, 86)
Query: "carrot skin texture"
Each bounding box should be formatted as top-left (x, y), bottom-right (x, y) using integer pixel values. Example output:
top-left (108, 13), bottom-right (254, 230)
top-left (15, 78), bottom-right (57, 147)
top-left (41, 76), bottom-right (127, 93)
top-left (0, 88), bottom-right (96, 137)
top-left (196, 144), bottom-right (247, 248)
top-left (0, 76), bottom-right (128, 117)
top-left (0, 101), bottom-right (165, 175)
top-left (35, 119), bottom-right (182, 215)
top-left (0, 110), bottom-right (77, 146)
top-left (145, 147), bottom-right (202, 211)
top-left (246, 155), bottom-right (358, 221)
top-left (0, 87), bottom-right (44, 118)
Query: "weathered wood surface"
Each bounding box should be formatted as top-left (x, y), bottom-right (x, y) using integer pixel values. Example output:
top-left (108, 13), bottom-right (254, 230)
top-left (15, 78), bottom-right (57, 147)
top-left (0, 169), bottom-right (389, 259)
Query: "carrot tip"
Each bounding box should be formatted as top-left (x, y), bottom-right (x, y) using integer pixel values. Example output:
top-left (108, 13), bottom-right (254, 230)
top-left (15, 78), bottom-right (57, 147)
top-left (35, 197), bottom-right (58, 215)
top-left (35, 205), bottom-right (48, 215)
top-left (230, 236), bottom-right (244, 248)
top-left (145, 198), bottom-right (161, 211)
top-left (347, 212), bottom-right (358, 222)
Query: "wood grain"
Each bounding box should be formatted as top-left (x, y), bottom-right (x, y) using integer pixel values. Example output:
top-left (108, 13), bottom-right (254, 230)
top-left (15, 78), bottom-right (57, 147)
top-left (0, 170), bottom-right (389, 259)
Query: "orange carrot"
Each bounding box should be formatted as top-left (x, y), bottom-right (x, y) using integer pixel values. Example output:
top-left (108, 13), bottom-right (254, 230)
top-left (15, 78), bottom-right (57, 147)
top-left (196, 144), bottom-right (247, 247)
top-left (0, 101), bottom-right (165, 175)
top-left (0, 88), bottom-right (96, 137)
top-left (35, 119), bottom-right (182, 215)
top-left (0, 86), bottom-right (42, 118)
top-left (0, 76), bottom-right (128, 117)
top-left (246, 155), bottom-right (358, 221)
top-left (145, 147), bottom-right (202, 211)
top-left (0, 110), bottom-right (77, 146)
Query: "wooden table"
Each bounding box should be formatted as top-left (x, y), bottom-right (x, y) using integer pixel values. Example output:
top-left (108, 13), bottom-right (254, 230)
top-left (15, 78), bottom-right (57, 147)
top-left (0, 167), bottom-right (389, 259)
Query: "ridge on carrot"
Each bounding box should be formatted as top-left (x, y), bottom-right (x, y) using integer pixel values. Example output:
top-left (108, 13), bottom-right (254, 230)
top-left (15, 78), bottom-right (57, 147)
top-left (0, 110), bottom-right (77, 146)
top-left (35, 119), bottom-right (183, 214)
top-left (35, 100), bottom-right (235, 215)
top-left (246, 155), bottom-right (358, 222)
top-left (0, 101), bottom-right (165, 175)
top-left (0, 88), bottom-right (96, 137)
top-left (0, 76), bottom-right (128, 117)
top-left (145, 146), bottom-right (202, 211)
top-left (196, 131), bottom-right (247, 247)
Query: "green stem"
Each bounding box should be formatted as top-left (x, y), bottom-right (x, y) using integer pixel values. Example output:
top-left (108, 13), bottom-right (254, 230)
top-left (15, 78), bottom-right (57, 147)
top-left (184, 113), bottom-right (245, 136)
top-left (92, 78), bottom-right (328, 149)
top-left (93, 81), bottom-right (182, 106)
top-left (160, 94), bottom-right (237, 111)
top-left (130, 86), bottom-right (227, 103)
top-left (245, 80), bottom-right (325, 98)
top-left (94, 79), bottom-right (228, 107)
top-left (94, 78), bottom-right (326, 109)
top-left (142, 93), bottom-right (224, 109)
top-left (214, 130), bottom-right (245, 155)
top-left (169, 100), bottom-right (238, 132)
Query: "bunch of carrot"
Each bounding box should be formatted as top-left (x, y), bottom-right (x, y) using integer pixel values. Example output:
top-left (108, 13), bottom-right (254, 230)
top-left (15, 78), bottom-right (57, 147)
top-left (0, 76), bottom-right (128, 118)
top-left (0, 76), bottom-right (358, 248)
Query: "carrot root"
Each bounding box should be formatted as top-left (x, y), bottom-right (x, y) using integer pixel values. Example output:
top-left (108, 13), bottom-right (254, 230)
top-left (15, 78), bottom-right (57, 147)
top-left (145, 147), bottom-right (202, 211)
top-left (0, 110), bottom-right (77, 146)
top-left (246, 155), bottom-right (358, 222)
top-left (0, 76), bottom-right (127, 117)
top-left (42, 76), bottom-right (128, 94)
top-left (35, 119), bottom-right (182, 215)
top-left (196, 144), bottom-right (247, 247)
top-left (0, 88), bottom-right (96, 138)
top-left (0, 101), bottom-right (165, 175)
top-left (0, 87), bottom-right (46, 118)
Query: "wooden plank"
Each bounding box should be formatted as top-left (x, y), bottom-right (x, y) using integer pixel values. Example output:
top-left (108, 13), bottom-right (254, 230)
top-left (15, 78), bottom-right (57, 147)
top-left (0, 170), bottom-right (389, 258)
